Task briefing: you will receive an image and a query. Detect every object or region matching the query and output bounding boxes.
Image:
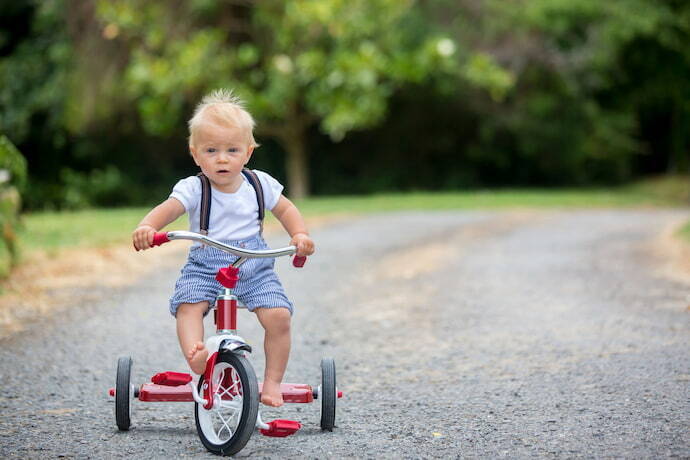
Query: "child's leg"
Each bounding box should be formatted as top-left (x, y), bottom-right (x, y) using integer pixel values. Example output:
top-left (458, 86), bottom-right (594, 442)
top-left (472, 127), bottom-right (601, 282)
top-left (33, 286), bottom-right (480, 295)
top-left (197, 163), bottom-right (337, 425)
top-left (176, 301), bottom-right (210, 374)
top-left (255, 307), bottom-right (291, 407)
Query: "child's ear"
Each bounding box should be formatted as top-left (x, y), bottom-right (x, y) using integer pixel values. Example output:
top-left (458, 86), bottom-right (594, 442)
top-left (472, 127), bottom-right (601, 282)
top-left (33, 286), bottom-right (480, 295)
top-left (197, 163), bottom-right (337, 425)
top-left (189, 145), bottom-right (200, 166)
top-left (244, 146), bottom-right (255, 164)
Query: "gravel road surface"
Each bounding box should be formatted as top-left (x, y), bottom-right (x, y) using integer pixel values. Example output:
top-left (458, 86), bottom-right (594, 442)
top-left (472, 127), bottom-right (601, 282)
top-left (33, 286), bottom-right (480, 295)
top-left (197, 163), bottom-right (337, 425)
top-left (1, 210), bottom-right (689, 458)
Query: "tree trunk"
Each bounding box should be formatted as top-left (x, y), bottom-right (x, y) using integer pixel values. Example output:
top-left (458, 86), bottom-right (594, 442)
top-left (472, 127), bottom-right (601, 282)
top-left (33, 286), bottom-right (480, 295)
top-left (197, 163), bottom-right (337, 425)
top-left (281, 125), bottom-right (309, 199)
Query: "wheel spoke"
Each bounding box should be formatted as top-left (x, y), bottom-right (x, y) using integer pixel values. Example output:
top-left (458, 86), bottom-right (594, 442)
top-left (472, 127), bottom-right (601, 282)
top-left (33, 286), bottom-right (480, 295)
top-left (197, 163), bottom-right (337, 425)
top-left (232, 368), bottom-right (243, 396)
top-left (218, 379), bottom-right (240, 399)
top-left (215, 368), bottom-right (225, 385)
top-left (210, 365), bottom-right (244, 441)
top-left (214, 409), bottom-right (234, 439)
top-left (217, 370), bottom-right (242, 399)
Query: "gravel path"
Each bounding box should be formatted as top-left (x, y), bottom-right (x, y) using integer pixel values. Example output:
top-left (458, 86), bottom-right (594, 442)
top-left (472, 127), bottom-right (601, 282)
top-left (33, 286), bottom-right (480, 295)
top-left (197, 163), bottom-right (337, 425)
top-left (1, 210), bottom-right (689, 458)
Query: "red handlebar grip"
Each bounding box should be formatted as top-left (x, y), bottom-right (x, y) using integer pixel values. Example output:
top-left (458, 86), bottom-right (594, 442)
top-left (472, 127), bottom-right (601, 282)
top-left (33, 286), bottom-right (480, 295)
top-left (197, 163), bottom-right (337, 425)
top-left (151, 232), bottom-right (170, 247)
top-left (293, 255), bottom-right (307, 268)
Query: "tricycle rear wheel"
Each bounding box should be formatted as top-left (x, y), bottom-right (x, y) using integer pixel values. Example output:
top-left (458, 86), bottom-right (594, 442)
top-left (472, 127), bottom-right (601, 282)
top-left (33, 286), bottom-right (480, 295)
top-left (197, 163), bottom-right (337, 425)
top-left (115, 356), bottom-right (133, 431)
top-left (320, 357), bottom-right (336, 431)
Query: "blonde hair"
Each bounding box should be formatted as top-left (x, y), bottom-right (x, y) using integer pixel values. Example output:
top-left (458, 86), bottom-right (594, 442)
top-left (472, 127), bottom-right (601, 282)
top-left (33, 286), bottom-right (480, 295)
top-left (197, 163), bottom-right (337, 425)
top-left (188, 89), bottom-right (258, 148)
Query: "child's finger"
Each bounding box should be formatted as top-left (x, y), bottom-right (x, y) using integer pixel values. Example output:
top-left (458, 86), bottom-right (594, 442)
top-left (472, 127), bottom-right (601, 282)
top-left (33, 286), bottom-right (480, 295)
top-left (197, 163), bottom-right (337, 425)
top-left (301, 241), bottom-right (313, 256)
top-left (135, 232), bottom-right (150, 251)
top-left (133, 234), bottom-right (141, 251)
top-left (298, 241), bottom-right (314, 257)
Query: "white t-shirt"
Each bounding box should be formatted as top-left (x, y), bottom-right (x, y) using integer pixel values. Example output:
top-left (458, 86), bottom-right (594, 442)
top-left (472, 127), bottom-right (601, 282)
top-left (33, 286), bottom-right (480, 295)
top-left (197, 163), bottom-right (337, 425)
top-left (169, 170), bottom-right (283, 243)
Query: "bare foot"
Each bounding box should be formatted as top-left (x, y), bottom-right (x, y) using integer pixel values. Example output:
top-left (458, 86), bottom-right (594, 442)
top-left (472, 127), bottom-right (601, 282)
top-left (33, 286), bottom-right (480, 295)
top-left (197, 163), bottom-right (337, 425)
top-left (187, 341), bottom-right (208, 375)
top-left (261, 380), bottom-right (284, 407)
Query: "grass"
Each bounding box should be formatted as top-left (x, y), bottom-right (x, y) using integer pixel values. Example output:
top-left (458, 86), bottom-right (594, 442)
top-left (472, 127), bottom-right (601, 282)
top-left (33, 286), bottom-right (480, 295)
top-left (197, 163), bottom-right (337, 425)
top-left (679, 221), bottom-right (690, 243)
top-left (295, 175), bottom-right (690, 214)
top-left (19, 175), bottom-right (690, 254)
top-left (21, 208), bottom-right (188, 255)
top-left (297, 189), bottom-right (652, 214)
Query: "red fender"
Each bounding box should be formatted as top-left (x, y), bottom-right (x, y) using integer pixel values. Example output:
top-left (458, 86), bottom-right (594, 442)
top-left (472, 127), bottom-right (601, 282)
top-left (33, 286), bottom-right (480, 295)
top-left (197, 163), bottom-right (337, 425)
top-left (202, 352), bottom-right (219, 410)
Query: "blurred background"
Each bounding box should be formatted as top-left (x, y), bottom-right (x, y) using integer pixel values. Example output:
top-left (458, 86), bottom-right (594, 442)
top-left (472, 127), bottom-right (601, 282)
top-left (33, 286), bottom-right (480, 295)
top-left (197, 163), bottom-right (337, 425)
top-left (3, 0), bottom-right (689, 203)
top-left (0, 0), bottom-right (689, 276)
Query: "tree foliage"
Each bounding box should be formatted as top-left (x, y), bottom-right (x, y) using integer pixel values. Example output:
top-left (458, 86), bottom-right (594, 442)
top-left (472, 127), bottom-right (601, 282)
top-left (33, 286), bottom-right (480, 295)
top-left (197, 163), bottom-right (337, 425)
top-left (432, 0), bottom-right (690, 184)
top-left (90, 0), bottom-right (462, 197)
top-left (0, 0), bottom-right (688, 208)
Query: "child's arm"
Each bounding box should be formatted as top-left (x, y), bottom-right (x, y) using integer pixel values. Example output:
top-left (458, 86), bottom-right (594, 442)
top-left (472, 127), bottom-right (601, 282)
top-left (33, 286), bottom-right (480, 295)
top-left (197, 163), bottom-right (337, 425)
top-left (271, 195), bottom-right (315, 257)
top-left (132, 198), bottom-right (186, 250)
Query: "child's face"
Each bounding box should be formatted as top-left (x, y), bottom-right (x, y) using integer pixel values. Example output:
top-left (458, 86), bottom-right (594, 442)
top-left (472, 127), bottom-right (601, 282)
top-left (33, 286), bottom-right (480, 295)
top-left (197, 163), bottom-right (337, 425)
top-left (190, 123), bottom-right (254, 192)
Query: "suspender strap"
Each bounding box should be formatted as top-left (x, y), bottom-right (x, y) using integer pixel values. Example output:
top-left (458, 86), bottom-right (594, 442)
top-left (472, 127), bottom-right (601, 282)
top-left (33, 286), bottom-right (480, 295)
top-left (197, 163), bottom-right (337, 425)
top-left (197, 173), bottom-right (211, 235)
top-left (241, 168), bottom-right (265, 234)
top-left (197, 169), bottom-right (265, 236)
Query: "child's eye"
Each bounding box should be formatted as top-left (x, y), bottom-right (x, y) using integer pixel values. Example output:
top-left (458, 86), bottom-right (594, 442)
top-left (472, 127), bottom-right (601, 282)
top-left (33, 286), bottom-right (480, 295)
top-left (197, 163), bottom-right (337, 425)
top-left (206, 148), bottom-right (216, 153)
top-left (228, 148), bottom-right (238, 153)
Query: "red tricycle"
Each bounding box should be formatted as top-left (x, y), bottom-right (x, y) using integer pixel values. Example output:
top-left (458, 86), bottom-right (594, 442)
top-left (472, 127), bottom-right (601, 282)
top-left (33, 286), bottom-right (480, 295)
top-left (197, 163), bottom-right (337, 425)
top-left (109, 230), bottom-right (342, 456)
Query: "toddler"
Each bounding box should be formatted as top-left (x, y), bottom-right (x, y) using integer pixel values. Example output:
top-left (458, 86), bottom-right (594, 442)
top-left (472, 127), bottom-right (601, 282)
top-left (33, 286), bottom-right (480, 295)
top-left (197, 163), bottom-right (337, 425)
top-left (132, 89), bottom-right (315, 407)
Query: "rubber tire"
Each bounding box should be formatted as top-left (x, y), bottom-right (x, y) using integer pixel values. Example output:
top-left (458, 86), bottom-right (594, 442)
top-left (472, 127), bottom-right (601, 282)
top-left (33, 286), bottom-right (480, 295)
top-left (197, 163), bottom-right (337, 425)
top-left (195, 352), bottom-right (259, 456)
top-left (115, 356), bottom-right (133, 431)
top-left (320, 357), bottom-right (336, 431)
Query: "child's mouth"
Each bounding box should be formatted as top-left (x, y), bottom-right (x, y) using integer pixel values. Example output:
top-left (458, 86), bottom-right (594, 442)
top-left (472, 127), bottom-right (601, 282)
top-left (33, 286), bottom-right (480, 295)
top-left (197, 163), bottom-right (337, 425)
top-left (217, 170), bottom-right (229, 174)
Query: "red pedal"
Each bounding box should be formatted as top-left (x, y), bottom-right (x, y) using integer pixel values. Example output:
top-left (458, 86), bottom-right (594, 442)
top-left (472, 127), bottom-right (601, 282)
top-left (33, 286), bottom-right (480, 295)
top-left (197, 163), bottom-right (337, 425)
top-left (260, 419), bottom-right (302, 437)
top-left (151, 371), bottom-right (192, 386)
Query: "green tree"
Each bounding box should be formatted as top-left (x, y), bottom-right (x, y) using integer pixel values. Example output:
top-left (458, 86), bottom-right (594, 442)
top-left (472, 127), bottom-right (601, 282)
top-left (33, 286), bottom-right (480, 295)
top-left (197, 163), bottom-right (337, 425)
top-left (93, 0), bottom-right (463, 197)
top-left (0, 1), bottom-right (70, 146)
top-left (436, 0), bottom-right (690, 182)
top-left (4, 0), bottom-right (688, 208)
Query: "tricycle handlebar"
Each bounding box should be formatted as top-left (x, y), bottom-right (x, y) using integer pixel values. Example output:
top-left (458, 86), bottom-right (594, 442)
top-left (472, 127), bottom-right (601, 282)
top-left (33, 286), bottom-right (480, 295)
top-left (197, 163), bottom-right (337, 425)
top-left (152, 231), bottom-right (307, 267)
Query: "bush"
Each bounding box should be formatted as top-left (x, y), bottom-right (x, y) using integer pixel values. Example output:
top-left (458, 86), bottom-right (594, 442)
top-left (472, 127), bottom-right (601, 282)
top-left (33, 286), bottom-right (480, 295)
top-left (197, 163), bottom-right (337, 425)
top-left (0, 135), bottom-right (27, 276)
top-left (60, 166), bottom-right (128, 209)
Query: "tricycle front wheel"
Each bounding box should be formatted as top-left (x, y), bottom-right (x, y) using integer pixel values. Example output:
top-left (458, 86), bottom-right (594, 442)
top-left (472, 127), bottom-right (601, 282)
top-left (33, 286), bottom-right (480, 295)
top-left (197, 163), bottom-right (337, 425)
top-left (195, 352), bottom-right (259, 456)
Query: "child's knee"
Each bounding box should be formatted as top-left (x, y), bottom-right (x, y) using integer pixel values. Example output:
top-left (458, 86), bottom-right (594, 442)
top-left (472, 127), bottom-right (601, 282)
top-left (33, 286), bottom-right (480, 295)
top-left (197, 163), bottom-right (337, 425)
top-left (176, 301), bottom-right (209, 318)
top-left (257, 307), bottom-right (291, 334)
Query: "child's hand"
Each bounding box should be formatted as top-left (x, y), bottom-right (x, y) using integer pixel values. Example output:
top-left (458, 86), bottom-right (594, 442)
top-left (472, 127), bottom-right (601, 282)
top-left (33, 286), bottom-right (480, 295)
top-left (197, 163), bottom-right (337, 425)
top-left (132, 225), bottom-right (156, 251)
top-left (290, 232), bottom-right (314, 257)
